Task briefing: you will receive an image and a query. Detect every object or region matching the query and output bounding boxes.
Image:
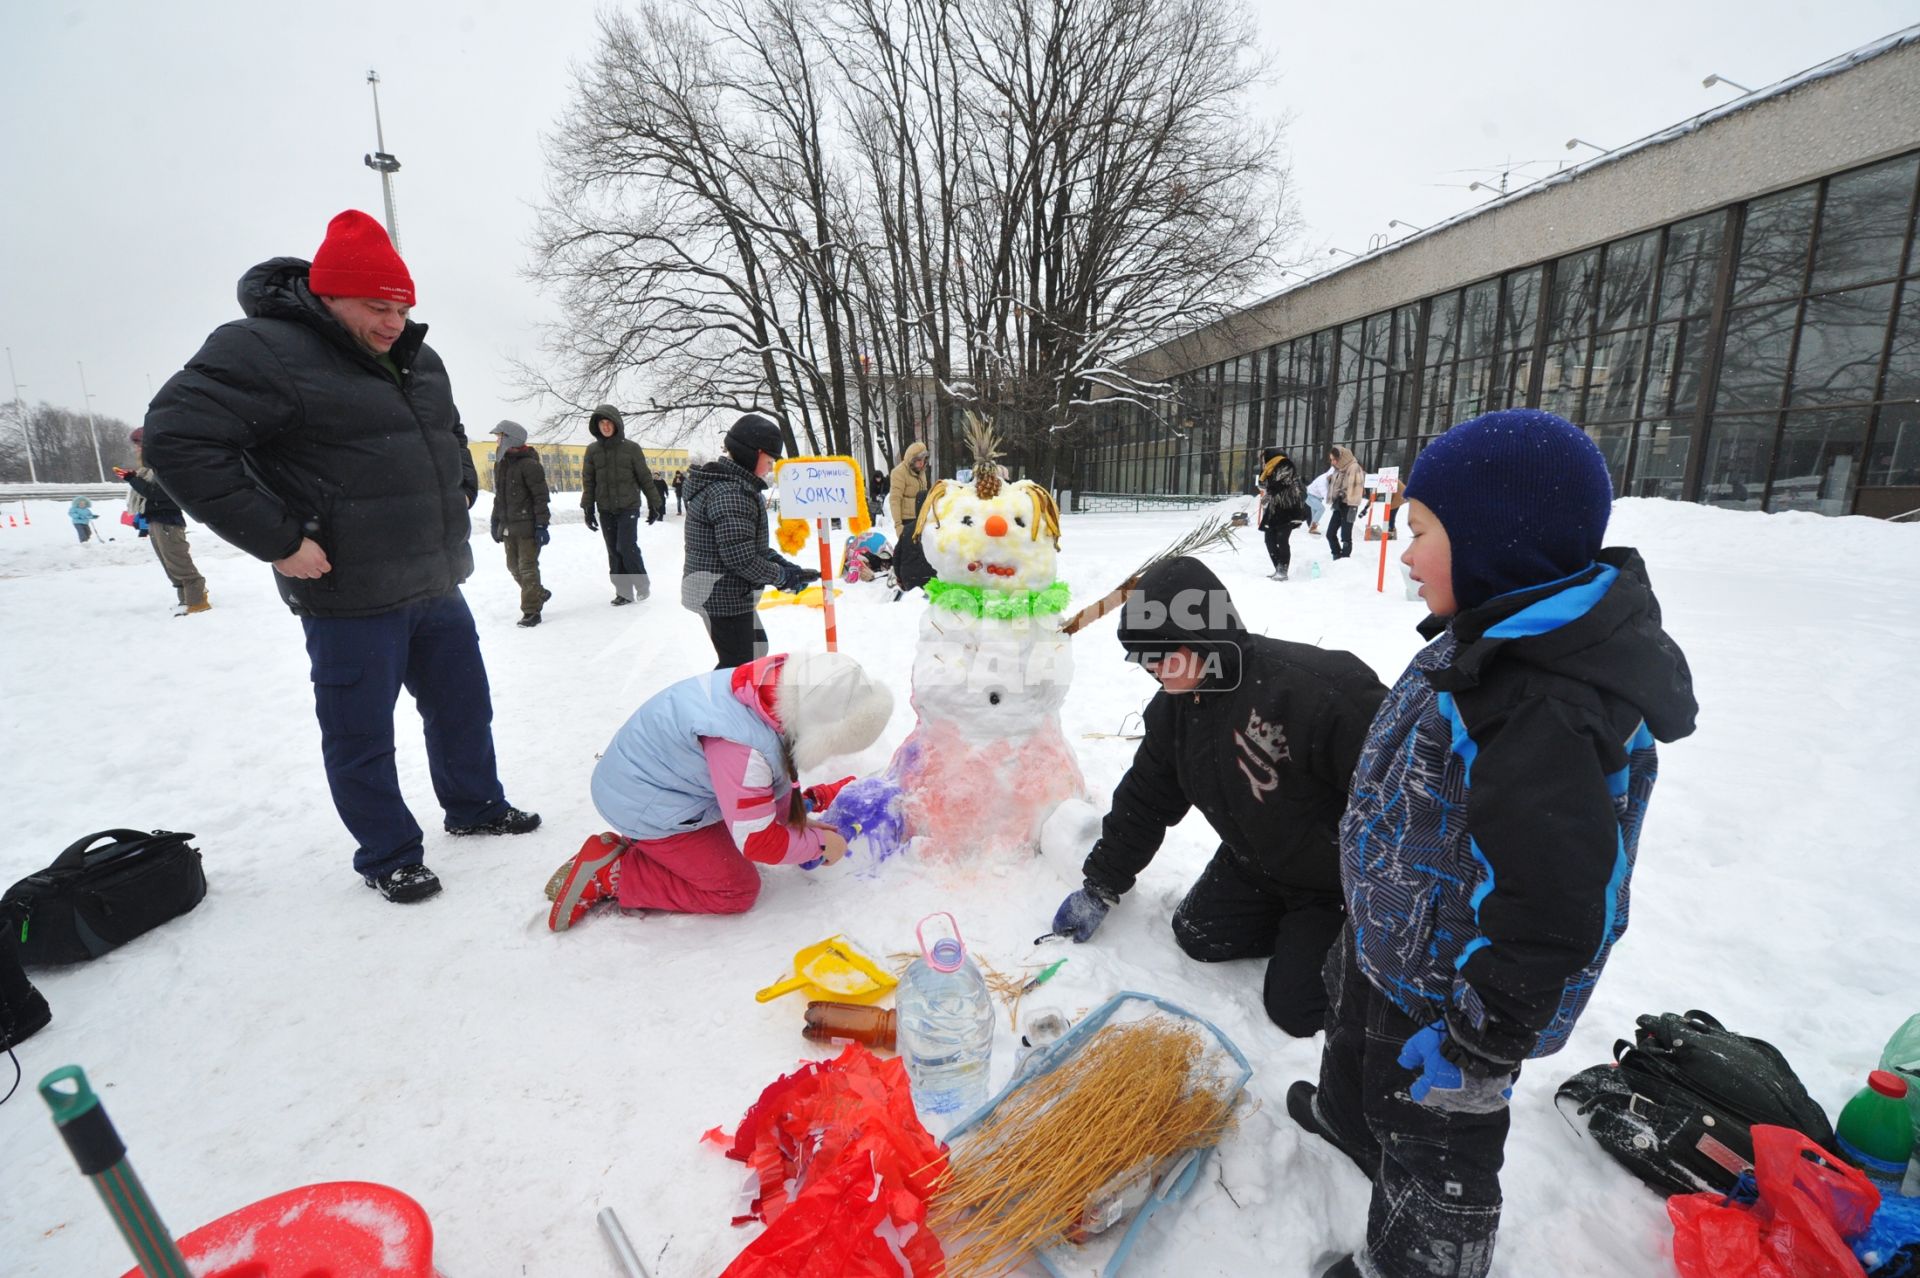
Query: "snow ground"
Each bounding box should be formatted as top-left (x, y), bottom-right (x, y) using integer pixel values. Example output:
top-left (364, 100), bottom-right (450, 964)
top-left (1, 491), bottom-right (1915, 1276)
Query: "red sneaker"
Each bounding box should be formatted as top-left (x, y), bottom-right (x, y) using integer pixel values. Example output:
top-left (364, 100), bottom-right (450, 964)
top-left (547, 834), bottom-right (627, 932)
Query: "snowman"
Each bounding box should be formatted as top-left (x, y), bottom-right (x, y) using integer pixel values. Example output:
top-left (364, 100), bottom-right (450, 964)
top-left (877, 423), bottom-right (1088, 861)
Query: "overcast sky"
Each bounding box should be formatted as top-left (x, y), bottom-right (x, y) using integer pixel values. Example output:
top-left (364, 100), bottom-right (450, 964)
top-left (3, 0), bottom-right (1913, 452)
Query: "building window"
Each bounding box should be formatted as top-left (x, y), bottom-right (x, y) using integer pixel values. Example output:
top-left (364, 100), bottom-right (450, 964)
top-left (1699, 414), bottom-right (1774, 509)
top-left (1809, 154), bottom-right (1918, 292)
top-left (1770, 408), bottom-right (1869, 515)
top-left (1732, 185), bottom-right (1818, 306)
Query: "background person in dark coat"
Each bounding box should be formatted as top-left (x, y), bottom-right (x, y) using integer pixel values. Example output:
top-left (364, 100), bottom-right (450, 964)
top-left (142, 209), bottom-right (540, 905)
top-left (1255, 446), bottom-right (1309, 580)
top-left (680, 413), bottom-right (819, 667)
top-left (1048, 556), bottom-right (1386, 1035)
top-left (671, 471), bottom-right (685, 514)
top-left (117, 426), bottom-right (210, 615)
top-left (580, 404), bottom-right (662, 604)
top-left (488, 420), bottom-right (551, 628)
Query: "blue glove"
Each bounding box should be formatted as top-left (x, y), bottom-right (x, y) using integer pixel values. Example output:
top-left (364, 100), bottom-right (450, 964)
top-left (536, 526), bottom-right (551, 546)
top-left (1397, 1021), bottom-right (1517, 1113)
top-left (1050, 883), bottom-right (1119, 942)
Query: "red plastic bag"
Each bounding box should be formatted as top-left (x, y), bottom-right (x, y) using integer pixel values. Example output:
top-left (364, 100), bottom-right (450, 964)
top-left (1669, 1125), bottom-right (1879, 1278)
top-left (716, 1043), bottom-right (947, 1276)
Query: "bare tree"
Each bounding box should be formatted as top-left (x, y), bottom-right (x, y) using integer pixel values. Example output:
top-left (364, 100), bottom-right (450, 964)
top-left (529, 0), bottom-right (1296, 483)
top-left (0, 402), bottom-right (135, 483)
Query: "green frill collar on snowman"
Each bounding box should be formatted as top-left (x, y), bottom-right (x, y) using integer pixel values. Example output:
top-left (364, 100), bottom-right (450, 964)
top-left (926, 577), bottom-right (1070, 619)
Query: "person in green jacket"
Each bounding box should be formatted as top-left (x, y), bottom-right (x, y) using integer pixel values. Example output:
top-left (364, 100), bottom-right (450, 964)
top-left (581, 404), bottom-right (663, 605)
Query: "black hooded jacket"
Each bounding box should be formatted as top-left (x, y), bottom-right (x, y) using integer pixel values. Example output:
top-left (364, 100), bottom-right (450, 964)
top-left (142, 258), bottom-right (477, 618)
top-left (1085, 557), bottom-right (1388, 898)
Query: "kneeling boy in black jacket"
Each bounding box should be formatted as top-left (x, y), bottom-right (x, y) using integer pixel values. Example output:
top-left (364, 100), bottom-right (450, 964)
top-left (1048, 556), bottom-right (1386, 1035)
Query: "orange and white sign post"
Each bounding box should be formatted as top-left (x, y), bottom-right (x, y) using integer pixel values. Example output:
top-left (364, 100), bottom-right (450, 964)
top-left (775, 456), bottom-right (864, 652)
top-left (1372, 467), bottom-right (1400, 594)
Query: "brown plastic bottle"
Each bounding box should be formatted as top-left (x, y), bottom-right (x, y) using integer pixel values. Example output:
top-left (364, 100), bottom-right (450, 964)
top-left (803, 1001), bottom-right (897, 1050)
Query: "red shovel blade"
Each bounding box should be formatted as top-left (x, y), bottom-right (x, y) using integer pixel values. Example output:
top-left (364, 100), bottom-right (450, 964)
top-left (118, 1182), bottom-right (435, 1278)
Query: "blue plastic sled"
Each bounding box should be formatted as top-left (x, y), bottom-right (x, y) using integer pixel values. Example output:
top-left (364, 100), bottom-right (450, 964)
top-left (940, 991), bottom-right (1253, 1277)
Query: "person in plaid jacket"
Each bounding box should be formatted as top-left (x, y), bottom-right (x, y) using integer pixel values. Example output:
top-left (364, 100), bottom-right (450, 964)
top-left (680, 413), bottom-right (820, 667)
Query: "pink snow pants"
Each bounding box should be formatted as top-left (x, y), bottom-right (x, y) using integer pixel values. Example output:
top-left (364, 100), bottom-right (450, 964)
top-left (615, 822), bottom-right (763, 915)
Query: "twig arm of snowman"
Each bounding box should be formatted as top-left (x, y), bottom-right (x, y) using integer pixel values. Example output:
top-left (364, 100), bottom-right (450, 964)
top-left (1057, 515), bottom-right (1240, 636)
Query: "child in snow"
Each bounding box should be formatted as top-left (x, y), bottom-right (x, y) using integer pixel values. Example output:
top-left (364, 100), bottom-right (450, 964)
top-left (1305, 464), bottom-right (1332, 534)
top-left (545, 651), bottom-right (893, 931)
top-left (1295, 410), bottom-right (1697, 1278)
top-left (1047, 556), bottom-right (1385, 1036)
top-left (68, 496), bottom-right (99, 542)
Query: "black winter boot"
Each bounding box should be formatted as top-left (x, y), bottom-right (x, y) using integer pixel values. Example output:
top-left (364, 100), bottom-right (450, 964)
top-left (446, 806), bottom-right (542, 837)
top-left (363, 863), bottom-right (443, 904)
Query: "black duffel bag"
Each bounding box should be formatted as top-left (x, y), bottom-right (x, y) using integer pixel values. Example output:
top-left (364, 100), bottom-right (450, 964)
top-left (2, 829), bottom-right (204, 966)
top-left (1555, 1009), bottom-right (1835, 1197)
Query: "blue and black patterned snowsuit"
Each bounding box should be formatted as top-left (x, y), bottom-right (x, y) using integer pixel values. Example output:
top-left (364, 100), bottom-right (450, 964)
top-left (1315, 548), bottom-right (1696, 1278)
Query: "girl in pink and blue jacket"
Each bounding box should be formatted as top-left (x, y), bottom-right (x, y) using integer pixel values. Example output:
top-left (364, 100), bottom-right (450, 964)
top-left (546, 651), bottom-right (893, 930)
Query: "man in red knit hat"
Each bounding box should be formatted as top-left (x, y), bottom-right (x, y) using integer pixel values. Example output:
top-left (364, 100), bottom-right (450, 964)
top-left (143, 210), bottom-right (541, 904)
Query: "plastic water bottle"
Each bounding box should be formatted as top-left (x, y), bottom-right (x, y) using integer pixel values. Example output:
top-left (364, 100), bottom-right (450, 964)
top-left (1836, 1070), bottom-right (1915, 1190)
top-left (896, 913), bottom-right (995, 1131)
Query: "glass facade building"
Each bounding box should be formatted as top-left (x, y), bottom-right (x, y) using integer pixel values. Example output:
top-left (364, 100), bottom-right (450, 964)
top-left (1078, 147), bottom-right (1920, 518)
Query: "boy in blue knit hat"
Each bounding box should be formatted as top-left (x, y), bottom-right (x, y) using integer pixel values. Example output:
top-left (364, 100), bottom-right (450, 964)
top-left (1293, 409), bottom-right (1698, 1278)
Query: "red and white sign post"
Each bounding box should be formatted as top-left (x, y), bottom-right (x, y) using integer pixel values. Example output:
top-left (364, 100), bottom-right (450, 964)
top-left (775, 456), bottom-right (864, 652)
top-left (1372, 467), bottom-right (1400, 594)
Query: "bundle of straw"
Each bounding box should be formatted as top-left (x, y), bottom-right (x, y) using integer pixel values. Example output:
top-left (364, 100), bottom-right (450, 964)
top-left (927, 1016), bottom-right (1238, 1275)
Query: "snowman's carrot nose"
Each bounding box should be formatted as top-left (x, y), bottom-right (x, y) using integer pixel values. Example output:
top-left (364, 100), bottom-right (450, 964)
top-left (984, 514), bottom-right (1008, 537)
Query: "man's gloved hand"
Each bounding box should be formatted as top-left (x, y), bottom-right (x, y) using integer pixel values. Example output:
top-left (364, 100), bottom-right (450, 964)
top-left (1397, 1021), bottom-right (1519, 1113)
top-left (536, 526), bottom-right (551, 546)
top-left (584, 508), bottom-right (599, 532)
top-left (1050, 882), bottom-right (1120, 942)
top-left (779, 563), bottom-right (819, 593)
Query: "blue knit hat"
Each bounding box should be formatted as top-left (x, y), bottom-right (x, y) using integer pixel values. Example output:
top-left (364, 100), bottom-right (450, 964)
top-left (1404, 409), bottom-right (1614, 611)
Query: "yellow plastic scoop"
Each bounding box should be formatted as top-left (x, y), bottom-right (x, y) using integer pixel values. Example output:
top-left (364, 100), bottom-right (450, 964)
top-left (755, 935), bottom-right (897, 1005)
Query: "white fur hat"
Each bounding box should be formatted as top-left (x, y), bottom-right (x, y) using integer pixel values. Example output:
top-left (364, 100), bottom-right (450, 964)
top-left (776, 651), bottom-right (894, 773)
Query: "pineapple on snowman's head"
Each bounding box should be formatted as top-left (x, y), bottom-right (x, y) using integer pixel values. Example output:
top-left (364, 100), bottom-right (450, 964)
top-left (916, 417), bottom-right (1062, 594)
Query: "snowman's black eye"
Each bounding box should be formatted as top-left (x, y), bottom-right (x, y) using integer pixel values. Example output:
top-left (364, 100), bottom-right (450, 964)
top-left (961, 515), bottom-right (974, 526)
top-left (988, 691), bottom-right (1002, 705)
top-left (1015, 515), bottom-right (1026, 527)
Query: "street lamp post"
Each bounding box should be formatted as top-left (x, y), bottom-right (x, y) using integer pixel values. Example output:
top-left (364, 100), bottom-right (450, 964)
top-left (1388, 218), bottom-right (1433, 235)
top-left (6, 345), bottom-right (36, 483)
top-left (363, 70), bottom-right (403, 251)
top-left (1565, 137), bottom-right (1610, 156)
top-left (1702, 73), bottom-right (1755, 95)
top-left (76, 360), bottom-right (106, 483)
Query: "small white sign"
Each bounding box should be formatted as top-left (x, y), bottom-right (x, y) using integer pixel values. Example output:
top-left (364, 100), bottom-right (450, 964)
top-left (776, 457), bottom-right (861, 520)
top-left (1374, 465), bottom-right (1401, 495)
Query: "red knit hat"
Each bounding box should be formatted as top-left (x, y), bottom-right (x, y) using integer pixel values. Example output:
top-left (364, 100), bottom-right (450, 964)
top-left (308, 210), bottom-right (415, 305)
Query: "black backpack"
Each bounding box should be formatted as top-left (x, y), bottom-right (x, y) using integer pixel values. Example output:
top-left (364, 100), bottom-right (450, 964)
top-left (1554, 1010), bottom-right (1836, 1198)
top-left (2, 829), bottom-right (205, 967)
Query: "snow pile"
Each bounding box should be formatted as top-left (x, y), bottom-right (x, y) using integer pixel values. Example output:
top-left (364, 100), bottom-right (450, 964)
top-left (2, 493), bottom-right (1916, 1275)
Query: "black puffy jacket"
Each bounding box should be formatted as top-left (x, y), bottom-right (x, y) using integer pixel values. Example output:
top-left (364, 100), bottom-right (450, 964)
top-left (1086, 558), bottom-right (1387, 898)
top-left (142, 258), bottom-right (477, 617)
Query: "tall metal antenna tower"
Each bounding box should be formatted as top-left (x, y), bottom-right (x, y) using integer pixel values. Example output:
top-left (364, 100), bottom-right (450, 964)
top-left (363, 70), bottom-right (403, 250)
